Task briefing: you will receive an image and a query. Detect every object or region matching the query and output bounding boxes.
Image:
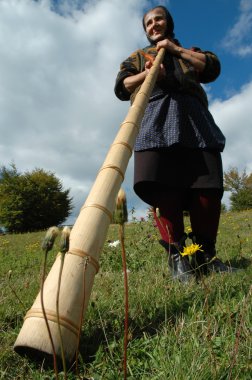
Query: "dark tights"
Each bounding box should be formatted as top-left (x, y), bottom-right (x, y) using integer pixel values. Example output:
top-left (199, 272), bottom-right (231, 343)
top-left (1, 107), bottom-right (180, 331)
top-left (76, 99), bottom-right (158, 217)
top-left (153, 189), bottom-right (221, 244)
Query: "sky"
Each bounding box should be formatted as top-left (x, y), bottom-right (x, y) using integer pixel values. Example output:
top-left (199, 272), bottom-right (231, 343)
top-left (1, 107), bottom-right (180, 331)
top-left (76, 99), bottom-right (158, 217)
top-left (0, 0), bottom-right (252, 224)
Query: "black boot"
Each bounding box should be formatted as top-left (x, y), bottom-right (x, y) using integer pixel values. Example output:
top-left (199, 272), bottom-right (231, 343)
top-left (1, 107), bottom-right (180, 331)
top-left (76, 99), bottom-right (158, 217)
top-left (189, 234), bottom-right (237, 274)
top-left (159, 235), bottom-right (194, 283)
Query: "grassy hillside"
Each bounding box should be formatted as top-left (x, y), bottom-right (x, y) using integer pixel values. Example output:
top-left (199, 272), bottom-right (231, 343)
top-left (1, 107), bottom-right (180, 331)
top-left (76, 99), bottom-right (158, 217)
top-left (0, 210), bottom-right (251, 379)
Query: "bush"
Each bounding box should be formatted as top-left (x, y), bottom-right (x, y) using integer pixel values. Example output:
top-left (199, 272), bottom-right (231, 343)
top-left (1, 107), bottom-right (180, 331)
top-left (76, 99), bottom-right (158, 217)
top-left (0, 164), bottom-right (72, 232)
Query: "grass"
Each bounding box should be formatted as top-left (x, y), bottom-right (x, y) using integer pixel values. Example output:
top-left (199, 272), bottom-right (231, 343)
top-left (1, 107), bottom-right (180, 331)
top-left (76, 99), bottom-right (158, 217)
top-left (0, 210), bottom-right (251, 379)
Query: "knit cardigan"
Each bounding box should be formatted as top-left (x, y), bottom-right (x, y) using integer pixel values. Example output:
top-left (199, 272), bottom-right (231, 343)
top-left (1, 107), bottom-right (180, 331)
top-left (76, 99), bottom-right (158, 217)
top-left (114, 45), bottom-right (221, 108)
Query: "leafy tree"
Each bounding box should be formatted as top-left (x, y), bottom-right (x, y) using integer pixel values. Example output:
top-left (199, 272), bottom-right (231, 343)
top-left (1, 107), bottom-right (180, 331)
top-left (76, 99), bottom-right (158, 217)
top-left (224, 167), bottom-right (252, 211)
top-left (0, 164), bottom-right (73, 232)
top-left (230, 188), bottom-right (252, 211)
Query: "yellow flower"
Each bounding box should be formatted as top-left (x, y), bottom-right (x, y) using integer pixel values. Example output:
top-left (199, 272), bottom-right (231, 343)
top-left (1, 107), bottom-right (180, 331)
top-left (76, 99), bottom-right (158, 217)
top-left (181, 243), bottom-right (203, 256)
top-left (186, 226), bottom-right (192, 233)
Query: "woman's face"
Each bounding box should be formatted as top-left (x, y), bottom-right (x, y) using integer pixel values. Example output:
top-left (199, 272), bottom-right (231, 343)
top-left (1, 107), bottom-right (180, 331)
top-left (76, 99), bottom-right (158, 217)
top-left (144, 8), bottom-right (167, 43)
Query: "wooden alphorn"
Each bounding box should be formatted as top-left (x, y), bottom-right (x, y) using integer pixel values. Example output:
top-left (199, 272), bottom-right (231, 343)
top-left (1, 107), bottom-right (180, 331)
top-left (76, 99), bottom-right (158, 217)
top-left (14, 48), bottom-right (165, 363)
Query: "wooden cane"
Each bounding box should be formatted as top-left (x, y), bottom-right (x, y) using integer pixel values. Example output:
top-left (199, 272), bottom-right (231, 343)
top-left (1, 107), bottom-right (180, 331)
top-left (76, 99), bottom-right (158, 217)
top-left (14, 48), bottom-right (165, 363)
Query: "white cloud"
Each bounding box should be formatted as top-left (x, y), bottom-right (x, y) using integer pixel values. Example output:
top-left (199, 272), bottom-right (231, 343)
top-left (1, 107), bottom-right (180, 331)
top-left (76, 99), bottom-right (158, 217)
top-left (0, 0), bottom-right (150, 223)
top-left (210, 81), bottom-right (252, 174)
top-left (221, 0), bottom-right (252, 56)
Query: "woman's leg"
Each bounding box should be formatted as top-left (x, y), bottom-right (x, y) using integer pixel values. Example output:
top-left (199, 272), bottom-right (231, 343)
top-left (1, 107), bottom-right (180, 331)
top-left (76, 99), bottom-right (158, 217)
top-left (152, 190), bottom-right (193, 282)
top-left (188, 189), bottom-right (234, 273)
top-left (189, 189), bottom-right (221, 240)
top-left (152, 190), bottom-right (185, 244)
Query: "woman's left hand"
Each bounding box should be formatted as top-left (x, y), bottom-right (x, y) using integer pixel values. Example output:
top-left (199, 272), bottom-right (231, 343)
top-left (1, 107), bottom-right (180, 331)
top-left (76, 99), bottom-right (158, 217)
top-left (156, 38), bottom-right (206, 71)
top-left (156, 38), bottom-right (179, 56)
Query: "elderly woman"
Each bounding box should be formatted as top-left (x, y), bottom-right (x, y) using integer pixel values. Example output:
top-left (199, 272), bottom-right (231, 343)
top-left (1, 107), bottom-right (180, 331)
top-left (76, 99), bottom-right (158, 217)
top-left (114, 5), bottom-right (232, 282)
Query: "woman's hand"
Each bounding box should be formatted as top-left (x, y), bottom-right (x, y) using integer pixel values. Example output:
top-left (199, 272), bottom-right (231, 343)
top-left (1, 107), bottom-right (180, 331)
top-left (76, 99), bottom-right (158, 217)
top-left (144, 60), bottom-right (152, 74)
top-left (156, 38), bottom-right (179, 55)
top-left (156, 38), bottom-right (206, 72)
top-left (123, 58), bottom-right (166, 94)
top-left (145, 60), bottom-right (166, 81)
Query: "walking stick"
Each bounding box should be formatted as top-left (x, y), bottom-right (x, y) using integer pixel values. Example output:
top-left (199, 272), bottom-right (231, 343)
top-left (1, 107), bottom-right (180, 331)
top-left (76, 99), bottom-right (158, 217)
top-left (14, 48), bottom-right (165, 364)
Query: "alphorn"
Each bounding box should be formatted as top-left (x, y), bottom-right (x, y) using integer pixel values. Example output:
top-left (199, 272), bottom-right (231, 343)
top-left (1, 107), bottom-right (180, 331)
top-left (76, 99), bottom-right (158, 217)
top-left (14, 48), bottom-right (165, 363)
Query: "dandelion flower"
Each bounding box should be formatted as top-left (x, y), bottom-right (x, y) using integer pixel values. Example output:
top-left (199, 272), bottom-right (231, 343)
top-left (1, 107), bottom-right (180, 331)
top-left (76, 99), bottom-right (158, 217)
top-left (59, 226), bottom-right (71, 254)
top-left (113, 188), bottom-right (128, 225)
top-left (181, 243), bottom-right (203, 256)
top-left (41, 226), bottom-right (59, 252)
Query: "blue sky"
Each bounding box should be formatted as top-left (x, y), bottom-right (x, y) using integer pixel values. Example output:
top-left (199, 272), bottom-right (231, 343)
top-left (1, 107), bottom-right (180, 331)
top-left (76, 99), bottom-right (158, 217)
top-left (0, 0), bottom-right (252, 222)
top-left (169, 0), bottom-right (252, 99)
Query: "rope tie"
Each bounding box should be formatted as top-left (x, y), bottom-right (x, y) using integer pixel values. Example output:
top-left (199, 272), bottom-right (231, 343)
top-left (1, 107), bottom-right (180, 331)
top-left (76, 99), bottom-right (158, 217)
top-left (99, 164), bottom-right (124, 180)
top-left (81, 203), bottom-right (112, 221)
top-left (120, 121), bottom-right (139, 131)
top-left (24, 308), bottom-right (79, 337)
top-left (68, 248), bottom-right (100, 274)
top-left (111, 141), bottom-right (133, 155)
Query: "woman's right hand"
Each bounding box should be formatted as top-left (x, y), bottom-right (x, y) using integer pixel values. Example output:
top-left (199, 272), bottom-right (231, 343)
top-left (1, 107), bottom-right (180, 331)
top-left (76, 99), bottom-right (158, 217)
top-left (145, 60), bottom-right (166, 81)
top-left (123, 58), bottom-right (166, 94)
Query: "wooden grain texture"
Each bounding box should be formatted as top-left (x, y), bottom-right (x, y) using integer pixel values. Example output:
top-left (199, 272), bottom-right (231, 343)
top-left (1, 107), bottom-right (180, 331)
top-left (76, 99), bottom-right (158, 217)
top-left (14, 48), bottom-right (165, 364)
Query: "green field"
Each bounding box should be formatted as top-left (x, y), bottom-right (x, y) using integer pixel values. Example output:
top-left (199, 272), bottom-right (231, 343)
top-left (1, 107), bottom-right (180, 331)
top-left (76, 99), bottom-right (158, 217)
top-left (0, 210), bottom-right (251, 379)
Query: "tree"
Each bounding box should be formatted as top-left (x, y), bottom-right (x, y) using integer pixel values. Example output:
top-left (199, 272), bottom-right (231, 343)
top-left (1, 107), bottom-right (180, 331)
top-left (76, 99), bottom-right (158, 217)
top-left (224, 167), bottom-right (252, 211)
top-left (0, 164), bottom-right (73, 232)
top-left (230, 188), bottom-right (252, 211)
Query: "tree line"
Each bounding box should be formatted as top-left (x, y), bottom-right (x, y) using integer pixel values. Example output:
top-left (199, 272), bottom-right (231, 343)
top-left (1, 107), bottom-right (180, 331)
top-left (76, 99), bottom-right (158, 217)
top-left (0, 165), bottom-right (252, 233)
